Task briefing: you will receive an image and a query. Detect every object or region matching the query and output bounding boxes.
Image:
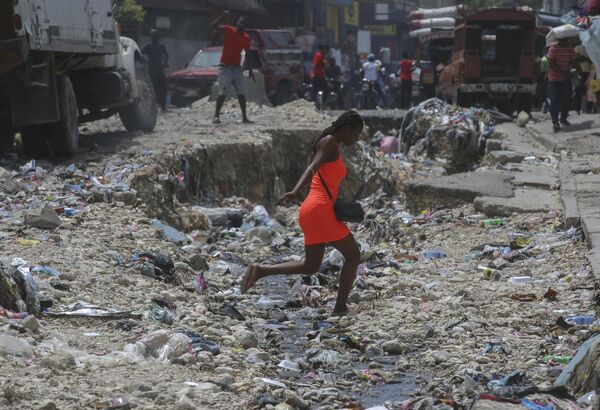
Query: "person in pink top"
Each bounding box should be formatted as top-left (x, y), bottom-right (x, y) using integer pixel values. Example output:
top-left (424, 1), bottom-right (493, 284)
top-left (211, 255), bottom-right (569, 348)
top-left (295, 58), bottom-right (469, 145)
top-left (547, 38), bottom-right (581, 132)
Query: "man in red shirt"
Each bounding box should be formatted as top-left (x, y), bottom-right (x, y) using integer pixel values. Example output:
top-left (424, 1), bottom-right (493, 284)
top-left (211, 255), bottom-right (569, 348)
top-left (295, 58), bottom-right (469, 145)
top-left (398, 52), bottom-right (415, 109)
top-left (311, 44), bottom-right (329, 100)
top-left (547, 38), bottom-right (580, 131)
top-left (211, 11), bottom-right (255, 124)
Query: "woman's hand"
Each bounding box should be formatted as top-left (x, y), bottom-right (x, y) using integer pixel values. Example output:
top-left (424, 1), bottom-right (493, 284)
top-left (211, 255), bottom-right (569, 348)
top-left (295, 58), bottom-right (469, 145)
top-left (278, 191), bottom-right (299, 205)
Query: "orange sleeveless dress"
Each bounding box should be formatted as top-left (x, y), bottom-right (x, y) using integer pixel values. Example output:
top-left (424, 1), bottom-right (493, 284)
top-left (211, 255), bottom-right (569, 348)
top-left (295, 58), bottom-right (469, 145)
top-left (299, 151), bottom-right (350, 245)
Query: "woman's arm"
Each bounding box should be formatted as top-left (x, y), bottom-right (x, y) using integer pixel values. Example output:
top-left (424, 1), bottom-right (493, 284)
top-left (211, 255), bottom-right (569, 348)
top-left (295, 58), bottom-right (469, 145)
top-left (279, 137), bottom-right (337, 203)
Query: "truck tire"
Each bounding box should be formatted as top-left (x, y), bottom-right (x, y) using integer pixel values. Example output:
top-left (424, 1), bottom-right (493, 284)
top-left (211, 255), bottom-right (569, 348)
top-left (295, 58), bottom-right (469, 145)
top-left (21, 126), bottom-right (49, 158)
top-left (119, 61), bottom-right (158, 132)
top-left (48, 75), bottom-right (79, 157)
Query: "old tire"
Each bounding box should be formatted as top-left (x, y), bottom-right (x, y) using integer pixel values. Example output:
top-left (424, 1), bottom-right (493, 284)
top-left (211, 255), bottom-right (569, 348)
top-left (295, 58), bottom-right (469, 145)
top-left (119, 61), bottom-right (157, 132)
top-left (48, 75), bottom-right (79, 157)
top-left (21, 125), bottom-right (49, 158)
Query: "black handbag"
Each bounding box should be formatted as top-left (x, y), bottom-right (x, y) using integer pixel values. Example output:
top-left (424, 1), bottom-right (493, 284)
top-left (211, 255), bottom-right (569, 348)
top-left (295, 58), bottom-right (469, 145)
top-left (318, 171), bottom-right (365, 223)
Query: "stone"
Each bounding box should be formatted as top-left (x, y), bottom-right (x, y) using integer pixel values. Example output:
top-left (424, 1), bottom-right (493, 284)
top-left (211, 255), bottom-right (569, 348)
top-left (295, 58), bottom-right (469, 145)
top-left (474, 188), bottom-right (561, 216)
top-left (430, 350), bottom-right (451, 364)
top-left (365, 343), bottom-right (384, 358)
top-left (424, 325), bottom-right (436, 339)
top-left (194, 382), bottom-right (219, 393)
top-left (39, 401), bottom-right (57, 410)
top-left (180, 210), bottom-right (211, 232)
top-left (22, 316), bottom-right (41, 333)
top-left (2, 178), bottom-right (19, 194)
top-left (189, 254), bottom-right (209, 271)
top-left (237, 329), bottom-right (258, 349)
top-left (381, 340), bottom-right (404, 355)
top-left (24, 205), bottom-right (61, 229)
top-left (267, 308), bottom-right (288, 322)
top-left (39, 352), bottom-right (76, 370)
top-left (216, 373), bottom-right (235, 387)
top-left (113, 191), bottom-right (137, 206)
top-left (285, 390), bottom-right (310, 409)
top-left (178, 395), bottom-right (196, 410)
top-left (245, 227), bottom-right (273, 245)
top-left (275, 403), bottom-right (294, 410)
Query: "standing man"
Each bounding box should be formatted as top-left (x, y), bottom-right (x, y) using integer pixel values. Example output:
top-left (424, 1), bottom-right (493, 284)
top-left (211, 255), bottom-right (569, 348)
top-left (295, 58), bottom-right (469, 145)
top-left (212, 11), bottom-right (255, 124)
top-left (399, 52), bottom-right (415, 109)
top-left (540, 51), bottom-right (549, 113)
top-left (142, 29), bottom-right (169, 112)
top-left (547, 38), bottom-right (580, 132)
top-left (362, 54), bottom-right (385, 107)
top-left (311, 44), bottom-right (329, 100)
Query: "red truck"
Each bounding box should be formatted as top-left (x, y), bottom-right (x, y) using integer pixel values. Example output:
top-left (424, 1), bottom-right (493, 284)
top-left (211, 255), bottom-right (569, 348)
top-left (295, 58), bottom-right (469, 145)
top-left (438, 9), bottom-right (537, 114)
top-left (168, 29), bottom-right (303, 106)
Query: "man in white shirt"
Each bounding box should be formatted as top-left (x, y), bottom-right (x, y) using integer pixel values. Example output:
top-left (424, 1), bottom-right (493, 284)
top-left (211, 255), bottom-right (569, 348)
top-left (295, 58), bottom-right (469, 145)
top-left (362, 54), bottom-right (385, 106)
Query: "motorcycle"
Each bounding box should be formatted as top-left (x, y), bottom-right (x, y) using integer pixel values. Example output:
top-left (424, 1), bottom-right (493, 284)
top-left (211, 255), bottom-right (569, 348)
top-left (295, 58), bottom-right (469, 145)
top-left (316, 77), bottom-right (343, 111)
top-left (300, 81), bottom-right (313, 101)
top-left (360, 79), bottom-right (377, 110)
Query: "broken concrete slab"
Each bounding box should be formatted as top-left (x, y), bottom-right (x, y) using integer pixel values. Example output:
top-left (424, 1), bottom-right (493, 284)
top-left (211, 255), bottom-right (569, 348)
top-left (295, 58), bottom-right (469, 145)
top-left (526, 114), bottom-right (600, 154)
top-left (404, 172), bottom-right (513, 211)
top-left (24, 205), bottom-right (61, 229)
top-left (502, 163), bottom-right (559, 189)
top-left (474, 188), bottom-right (561, 216)
top-left (555, 333), bottom-right (600, 397)
top-left (559, 159), bottom-right (580, 228)
top-left (486, 150), bottom-right (527, 165)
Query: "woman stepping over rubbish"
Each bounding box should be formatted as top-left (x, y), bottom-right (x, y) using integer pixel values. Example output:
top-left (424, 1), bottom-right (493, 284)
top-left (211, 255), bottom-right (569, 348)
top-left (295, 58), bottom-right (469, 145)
top-left (240, 110), bottom-right (365, 316)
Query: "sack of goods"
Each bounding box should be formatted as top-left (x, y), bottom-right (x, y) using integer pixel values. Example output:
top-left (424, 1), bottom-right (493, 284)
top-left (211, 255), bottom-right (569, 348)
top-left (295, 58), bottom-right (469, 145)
top-left (409, 4), bottom-right (464, 19)
top-left (552, 24), bottom-right (580, 39)
top-left (410, 17), bottom-right (455, 29)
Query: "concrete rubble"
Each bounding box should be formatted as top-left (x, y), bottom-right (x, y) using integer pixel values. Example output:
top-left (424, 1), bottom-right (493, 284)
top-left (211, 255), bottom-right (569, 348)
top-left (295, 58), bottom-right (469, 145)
top-left (0, 99), bottom-right (598, 409)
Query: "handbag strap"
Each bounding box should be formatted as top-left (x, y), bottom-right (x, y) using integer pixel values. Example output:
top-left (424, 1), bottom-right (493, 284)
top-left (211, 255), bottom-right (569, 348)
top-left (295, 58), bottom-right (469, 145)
top-left (317, 171), bottom-right (334, 201)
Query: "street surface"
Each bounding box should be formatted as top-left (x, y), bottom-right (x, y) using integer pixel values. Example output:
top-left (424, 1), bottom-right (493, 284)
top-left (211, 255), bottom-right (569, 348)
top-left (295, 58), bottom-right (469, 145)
top-left (0, 100), bottom-right (598, 409)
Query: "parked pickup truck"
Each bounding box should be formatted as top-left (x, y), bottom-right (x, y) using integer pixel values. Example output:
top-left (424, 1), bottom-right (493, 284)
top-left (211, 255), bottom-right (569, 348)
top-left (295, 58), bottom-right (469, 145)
top-left (438, 9), bottom-right (537, 114)
top-left (168, 29), bottom-right (303, 107)
top-left (0, 0), bottom-right (157, 157)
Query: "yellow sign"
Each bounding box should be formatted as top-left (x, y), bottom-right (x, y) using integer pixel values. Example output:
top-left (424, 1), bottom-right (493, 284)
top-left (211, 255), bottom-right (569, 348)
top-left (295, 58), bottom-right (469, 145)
top-left (345, 1), bottom-right (359, 26)
top-left (363, 24), bottom-right (396, 36)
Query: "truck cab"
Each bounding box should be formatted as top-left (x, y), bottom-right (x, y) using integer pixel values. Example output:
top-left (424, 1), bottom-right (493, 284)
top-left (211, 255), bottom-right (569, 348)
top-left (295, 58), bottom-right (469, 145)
top-left (439, 9), bottom-right (536, 114)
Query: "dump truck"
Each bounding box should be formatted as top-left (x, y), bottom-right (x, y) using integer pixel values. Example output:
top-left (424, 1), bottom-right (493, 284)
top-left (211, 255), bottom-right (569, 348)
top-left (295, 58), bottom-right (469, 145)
top-left (0, 0), bottom-right (157, 157)
top-left (438, 9), bottom-right (537, 114)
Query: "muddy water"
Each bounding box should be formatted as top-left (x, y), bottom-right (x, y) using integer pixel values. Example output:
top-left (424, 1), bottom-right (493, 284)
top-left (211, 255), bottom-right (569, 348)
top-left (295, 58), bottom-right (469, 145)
top-left (250, 274), bottom-right (427, 408)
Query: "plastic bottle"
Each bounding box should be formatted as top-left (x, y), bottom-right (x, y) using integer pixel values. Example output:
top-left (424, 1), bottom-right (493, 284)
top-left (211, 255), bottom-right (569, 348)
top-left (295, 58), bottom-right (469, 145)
top-left (422, 250), bottom-right (447, 259)
top-left (565, 315), bottom-right (596, 326)
top-left (15, 239), bottom-right (41, 246)
top-left (482, 218), bottom-right (503, 228)
top-left (540, 355), bottom-right (572, 364)
top-left (31, 266), bottom-right (61, 277)
top-left (508, 276), bottom-right (533, 284)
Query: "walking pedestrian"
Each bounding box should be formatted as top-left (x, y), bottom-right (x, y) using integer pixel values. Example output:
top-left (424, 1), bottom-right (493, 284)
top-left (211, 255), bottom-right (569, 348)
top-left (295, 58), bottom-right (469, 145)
top-left (399, 52), bottom-right (415, 109)
top-left (311, 44), bottom-right (329, 100)
top-left (240, 110), bottom-right (364, 316)
top-left (142, 29), bottom-right (169, 112)
top-left (212, 11), bottom-right (255, 124)
top-left (540, 51), bottom-right (549, 113)
top-left (547, 38), bottom-right (581, 132)
top-left (362, 54), bottom-right (385, 107)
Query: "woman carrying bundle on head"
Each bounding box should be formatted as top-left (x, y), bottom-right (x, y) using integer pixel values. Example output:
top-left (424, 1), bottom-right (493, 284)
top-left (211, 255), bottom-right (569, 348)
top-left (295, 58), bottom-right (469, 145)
top-left (240, 110), bottom-right (365, 316)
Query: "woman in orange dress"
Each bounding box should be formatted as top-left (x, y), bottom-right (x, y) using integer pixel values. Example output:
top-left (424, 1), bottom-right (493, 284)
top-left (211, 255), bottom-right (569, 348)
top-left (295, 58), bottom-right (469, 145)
top-left (240, 110), bottom-right (364, 315)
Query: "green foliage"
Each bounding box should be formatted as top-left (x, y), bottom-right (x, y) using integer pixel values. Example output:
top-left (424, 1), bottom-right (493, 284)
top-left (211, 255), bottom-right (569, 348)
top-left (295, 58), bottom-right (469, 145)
top-left (113, 0), bottom-right (145, 22)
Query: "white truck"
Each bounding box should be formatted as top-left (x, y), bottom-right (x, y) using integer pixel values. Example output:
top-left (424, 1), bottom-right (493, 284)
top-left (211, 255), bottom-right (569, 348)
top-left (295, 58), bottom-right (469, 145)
top-left (0, 0), bottom-right (157, 157)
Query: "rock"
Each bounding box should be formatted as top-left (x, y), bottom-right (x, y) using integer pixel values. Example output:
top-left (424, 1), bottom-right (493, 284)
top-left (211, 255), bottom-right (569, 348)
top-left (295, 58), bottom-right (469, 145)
top-left (516, 111), bottom-right (529, 127)
top-left (275, 403), bottom-right (294, 410)
top-left (24, 205), bottom-right (61, 229)
top-left (189, 254), bottom-right (209, 271)
top-left (555, 333), bottom-right (600, 396)
top-left (381, 340), bottom-right (404, 355)
top-left (2, 178), bottom-right (19, 194)
top-left (39, 352), bottom-right (76, 370)
top-left (216, 373), bottom-right (235, 387)
top-left (365, 344), bottom-right (384, 358)
top-left (237, 330), bottom-right (258, 349)
top-left (285, 390), bottom-right (310, 409)
top-left (178, 395), bottom-right (196, 410)
top-left (180, 210), bottom-right (211, 232)
top-left (194, 382), bottom-right (219, 393)
top-left (39, 401), bottom-right (57, 410)
top-left (267, 308), bottom-right (288, 322)
top-left (431, 350), bottom-right (451, 364)
top-left (22, 315), bottom-right (41, 333)
top-left (245, 227), bottom-right (273, 245)
top-left (424, 325), bottom-right (436, 339)
top-left (0, 333), bottom-right (33, 358)
top-left (113, 191), bottom-right (137, 206)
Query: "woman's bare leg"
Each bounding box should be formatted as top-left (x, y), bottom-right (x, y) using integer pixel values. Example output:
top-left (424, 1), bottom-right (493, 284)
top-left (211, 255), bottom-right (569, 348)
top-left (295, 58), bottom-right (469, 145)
top-left (329, 234), bottom-right (360, 315)
top-left (241, 243), bottom-right (326, 293)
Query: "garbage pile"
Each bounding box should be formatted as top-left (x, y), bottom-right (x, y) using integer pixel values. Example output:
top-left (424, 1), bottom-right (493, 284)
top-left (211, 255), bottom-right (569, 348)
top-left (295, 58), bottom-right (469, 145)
top-left (400, 98), bottom-right (498, 171)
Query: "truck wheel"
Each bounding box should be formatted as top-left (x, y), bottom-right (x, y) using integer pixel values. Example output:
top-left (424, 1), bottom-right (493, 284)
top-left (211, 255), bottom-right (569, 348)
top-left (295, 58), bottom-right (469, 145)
top-left (0, 113), bottom-right (14, 154)
top-left (119, 61), bottom-right (158, 132)
top-left (21, 126), bottom-right (49, 158)
top-left (48, 75), bottom-right (79, 157)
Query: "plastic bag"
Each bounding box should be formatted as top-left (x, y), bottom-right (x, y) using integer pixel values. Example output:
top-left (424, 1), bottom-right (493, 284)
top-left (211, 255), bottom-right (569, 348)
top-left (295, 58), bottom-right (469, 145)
top-left (553, 24), bottom-right (579, 39)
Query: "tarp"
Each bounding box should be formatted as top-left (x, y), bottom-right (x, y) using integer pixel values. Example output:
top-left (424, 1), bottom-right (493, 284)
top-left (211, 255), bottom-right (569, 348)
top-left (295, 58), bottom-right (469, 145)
top-left (580, 20), bottom-right (600, 79)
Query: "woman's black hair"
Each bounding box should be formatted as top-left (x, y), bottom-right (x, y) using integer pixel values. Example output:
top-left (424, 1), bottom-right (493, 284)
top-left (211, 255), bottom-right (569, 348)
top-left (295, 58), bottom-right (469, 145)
top-left (312, 110), bottom-right (364, 152)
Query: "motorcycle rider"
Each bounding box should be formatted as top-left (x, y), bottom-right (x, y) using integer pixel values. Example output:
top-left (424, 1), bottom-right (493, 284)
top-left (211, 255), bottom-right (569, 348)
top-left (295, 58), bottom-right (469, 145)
top-left (362, 54), bottom-right (385, 107)
top-left (325, 57), bottom-right (343, 107)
